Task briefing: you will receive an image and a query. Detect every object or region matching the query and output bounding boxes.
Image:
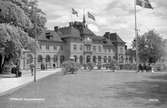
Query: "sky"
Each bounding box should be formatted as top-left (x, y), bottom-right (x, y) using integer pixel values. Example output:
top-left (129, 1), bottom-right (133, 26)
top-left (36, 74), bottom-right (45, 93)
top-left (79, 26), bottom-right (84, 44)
top-left (38, 0), bottom-right (167, 48)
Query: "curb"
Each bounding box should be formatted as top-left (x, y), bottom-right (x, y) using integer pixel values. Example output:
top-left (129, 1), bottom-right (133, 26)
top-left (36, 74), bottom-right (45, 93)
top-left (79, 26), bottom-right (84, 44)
top-left (0, 68), bottom-right (62, 97)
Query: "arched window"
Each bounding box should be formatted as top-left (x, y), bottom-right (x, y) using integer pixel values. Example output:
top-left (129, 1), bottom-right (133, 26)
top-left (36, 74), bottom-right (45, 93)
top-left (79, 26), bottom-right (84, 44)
top-left (79, 56), bottom-right (83, 64)
top-left (119, 55), bottom-right (124, 63)
top-left (98, 56), bottom-right (101, 62)
top-left (104, 56), bottom-right (107, 63)
top-left (53, 55), bottom-right (58, 62)
top-left (46, 55), bottom-right (51, 62)
top-left (93, 56), bottom-right (96, 63)
top-left (27, 54), bottom-right (33, 64)
top-left (60, 55), bottom-right (65, 64)
top-left (37, 55), bottom-right (43, 62)
top-left (73, 55), bottom-right (77, 62)
top-left (108, 56), bottom-right (111, 63)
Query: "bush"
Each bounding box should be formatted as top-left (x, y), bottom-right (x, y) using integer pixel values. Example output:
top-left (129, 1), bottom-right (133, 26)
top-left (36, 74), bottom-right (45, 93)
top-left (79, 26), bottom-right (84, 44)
top-left (87, 62), bottom-right (94, 70)
top-left (62, 60), bottom-right (81, 75)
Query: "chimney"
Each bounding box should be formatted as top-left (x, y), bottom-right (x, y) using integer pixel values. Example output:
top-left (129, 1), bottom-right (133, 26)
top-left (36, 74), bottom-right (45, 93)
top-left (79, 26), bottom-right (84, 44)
top-left (54, 26), bottom-right (58, 32)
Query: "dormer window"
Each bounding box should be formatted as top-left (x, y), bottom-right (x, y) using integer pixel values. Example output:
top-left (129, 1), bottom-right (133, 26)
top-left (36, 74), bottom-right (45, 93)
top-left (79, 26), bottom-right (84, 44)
top-left (45, 32), bottom-right (53, 40)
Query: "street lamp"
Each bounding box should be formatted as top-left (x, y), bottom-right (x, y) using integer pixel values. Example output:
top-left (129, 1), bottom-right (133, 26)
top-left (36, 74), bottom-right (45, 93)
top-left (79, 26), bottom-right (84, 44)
top-left (31, 6), bottom-right (37, 82)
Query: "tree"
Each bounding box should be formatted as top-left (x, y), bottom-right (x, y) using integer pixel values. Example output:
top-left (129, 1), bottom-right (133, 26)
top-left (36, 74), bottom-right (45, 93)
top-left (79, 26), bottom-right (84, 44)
top-left (132, 30), bottom-right (164, 64)
top-left (0, 0), bottom-right (46, 74)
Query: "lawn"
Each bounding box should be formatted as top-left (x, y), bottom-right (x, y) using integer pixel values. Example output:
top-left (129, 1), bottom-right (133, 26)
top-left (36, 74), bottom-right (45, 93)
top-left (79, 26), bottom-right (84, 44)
top-left (1, 70), bottom-right (167, 108)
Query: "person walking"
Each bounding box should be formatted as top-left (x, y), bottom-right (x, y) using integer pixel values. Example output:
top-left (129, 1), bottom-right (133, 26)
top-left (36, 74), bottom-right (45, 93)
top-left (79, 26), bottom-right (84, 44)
top-left (30, 63), bottom-right (34, 76)
top-left (138, 64), bottom-right (143, 72)
top-left (143, 63), bottom-right (147, 72)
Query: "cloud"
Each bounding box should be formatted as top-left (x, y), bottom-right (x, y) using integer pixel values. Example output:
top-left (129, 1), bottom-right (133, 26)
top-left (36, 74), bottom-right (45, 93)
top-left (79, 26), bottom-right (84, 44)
top-left (38, 0), bottom-right (167, 48)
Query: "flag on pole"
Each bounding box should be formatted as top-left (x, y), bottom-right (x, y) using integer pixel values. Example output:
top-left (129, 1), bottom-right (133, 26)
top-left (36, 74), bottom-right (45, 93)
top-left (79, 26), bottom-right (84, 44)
top-left (72, 8), bottom-right (78, 16)
top-left (88, 12), bottom-right (95, 21)
top-left (136, 0), bottom-right (153, 9)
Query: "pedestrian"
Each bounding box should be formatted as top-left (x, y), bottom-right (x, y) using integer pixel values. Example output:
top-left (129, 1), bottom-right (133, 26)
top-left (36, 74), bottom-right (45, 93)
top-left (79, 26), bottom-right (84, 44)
top-left (143, 63), bottom-right (147, 72)
top-left (138, 64), bottom-right (143, 72)
top-left (30, 64), bottom-right (34, 76)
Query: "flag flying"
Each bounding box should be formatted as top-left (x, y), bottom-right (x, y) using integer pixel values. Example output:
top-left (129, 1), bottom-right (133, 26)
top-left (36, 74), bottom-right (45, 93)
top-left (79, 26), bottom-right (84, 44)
top-left (136, 0), bottom-right (153, 9)
top-left (88, 12), bottom-right (95, 21)
top-left (72, 8), bottom-right (78, 16)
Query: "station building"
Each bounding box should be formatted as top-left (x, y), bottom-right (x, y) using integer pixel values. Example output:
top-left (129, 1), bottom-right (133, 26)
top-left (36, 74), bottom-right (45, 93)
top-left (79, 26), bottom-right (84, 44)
top-left (21, 21), bottom-right (127, 69)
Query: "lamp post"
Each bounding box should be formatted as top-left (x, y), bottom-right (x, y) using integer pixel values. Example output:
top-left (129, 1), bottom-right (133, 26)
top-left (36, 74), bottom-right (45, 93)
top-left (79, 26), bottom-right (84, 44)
top-left (32, 6), bottom-right (37, 82)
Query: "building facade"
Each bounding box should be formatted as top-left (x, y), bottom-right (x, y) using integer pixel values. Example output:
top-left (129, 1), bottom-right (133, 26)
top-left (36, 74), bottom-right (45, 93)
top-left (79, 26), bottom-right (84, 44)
top-left (21, 21), bottom-right (127, 70)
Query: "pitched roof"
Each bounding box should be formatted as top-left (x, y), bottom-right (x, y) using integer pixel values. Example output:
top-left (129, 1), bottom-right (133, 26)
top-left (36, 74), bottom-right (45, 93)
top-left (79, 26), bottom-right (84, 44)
top-left (38, 30), bottom-right (62, 42)
top-left (110, 33), bottom-right (125, 43)
top-left (92, 35), bottom-right (104, 41)
top-left (58, 27), bottom-right (80, 38)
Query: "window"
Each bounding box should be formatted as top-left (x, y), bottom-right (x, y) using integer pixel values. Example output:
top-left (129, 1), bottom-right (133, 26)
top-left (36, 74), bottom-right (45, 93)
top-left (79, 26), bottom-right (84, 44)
top-left (104, 48), bottom-right (107, 53)
top-left (93, 46), bottom-right (96, 51)
top-left (73, 44), bottom-right (77, 50)
top-left (40, 44), bottom-right (42, 49)
top-left (54, 45), bottom-right (57, 50)
top-left (93, 56), bottom-right (96, 63)
top-left (99, 46), bottom-right (101, 52)
top-left (46, 55), bottom-right (51, 62)
top-left (120, 47), bottom-right (123, 54)
top-left (46, 44), bottom-right (49, 50)
top-left (80, 45), bottom-right (82, 50)
top-left (86, 55), bottom-right (91, 63)
top-left (104, 56), bottom-right (107, 63)
top-left (98, 56), bottom-right (101, 62)
top-left (53, 55), bottom-right (58, 62)
top-left (108, 56), bottom-right (111, 63)
top-left (60, 46), bottom-right (63, 51)
top-left (79, 56), bottom-right (83, 64)
top-left (37, 55), bottom-right (43, 62)
top-left (86, 45), bottom-right (91, 51)
top-left (60, 55), bottom-right (65, 64)
top-left (74, 55), bottom-right (77, 62)
top-left (109, 48), bottom-right (111, 53)
top-left (27, 54), bottom-right (33, 64)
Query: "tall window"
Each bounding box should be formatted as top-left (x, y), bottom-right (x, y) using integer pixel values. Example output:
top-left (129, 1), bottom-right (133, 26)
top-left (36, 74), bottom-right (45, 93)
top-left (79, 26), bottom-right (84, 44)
top-left (104, 48), bottom-right (107, 53)
top-left (37, 55), bottom-right (43, 62)
top-left (53, 55), bottom-right (58, 62)
top-left (99, 46), bottom-right (101, 52)
top-left (73, 44), bottom-right (77, 50)
top-left (86, 55), bottom-right (91, 63)
top-left (93, 56), bottom-right (96, 63)
top-left (109, 48), bottom-right (111, 53)
top-left (46, 44), bottom-right (49, 50)
top-left (120, 47), bottom-right (123, 54)
top-left (27, 54), bottom-right (33, 64)
top-left (93, 46), bottom-right (96, 51)
top-left (86, 45), bottom-right (91, 51)
top-left (104, 56), bottom-right (107, 63)
top-left (108, 56), bottom-right (111, 63)
top-left (60, 55), bottom-right (65, 64)
top-left (46, 55), bottom-right (51, 62)
top-left (40, 44), bottom-right (42, 49)
top-left (74, 55), bottom-right (77, 62)
top-left (80, 45), bottom-right (82, 50)
top-left (79, 56), bottom-right (83, 64)
top-left (60, 46), bottom-right (63, 51)
top-left (54, 45), bottom-right (57, 50)
top-left (98, 56), bottom-right (101, 62)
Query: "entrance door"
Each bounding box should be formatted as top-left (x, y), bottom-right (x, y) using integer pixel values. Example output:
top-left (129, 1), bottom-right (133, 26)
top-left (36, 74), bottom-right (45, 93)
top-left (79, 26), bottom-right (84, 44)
top-left (86, 55), bottom-right (91, 63)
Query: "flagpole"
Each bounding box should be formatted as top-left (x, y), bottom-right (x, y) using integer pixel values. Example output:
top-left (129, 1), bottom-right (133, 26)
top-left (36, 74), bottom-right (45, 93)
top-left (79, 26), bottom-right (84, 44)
top-left (71, 10), bottom-right (73, 23)
top-left (135, 0), bottom-right (139, 72)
